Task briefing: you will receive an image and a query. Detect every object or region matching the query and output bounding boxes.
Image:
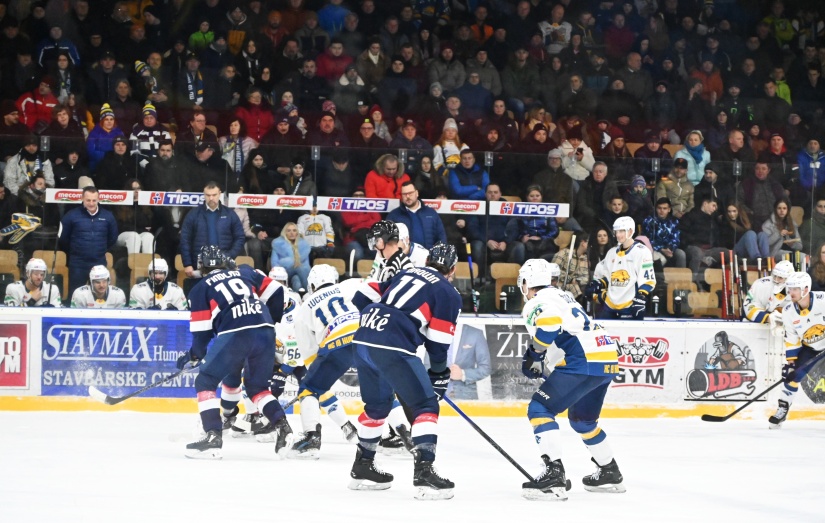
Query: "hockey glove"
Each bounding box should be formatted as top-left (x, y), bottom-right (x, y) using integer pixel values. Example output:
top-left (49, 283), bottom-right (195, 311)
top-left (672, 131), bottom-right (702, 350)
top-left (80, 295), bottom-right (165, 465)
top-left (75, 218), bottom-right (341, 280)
top-left (176, 350), bottom-right (199, 370)
top-left (379, 250), bottom-right (413, 282)
top-left (147, 304), bottom-right (162, 310)
top-left (165, 303), bottom-right (178, 310)
top-left (521, 345), bottom-right (546, 379)
top-left (782, 361), bottom-right (796, 382)
top-left (269, 367), bottom-right (289, 398)
top-left (631, 293), bottom-right (647, 318)
top-left (428, 368), bottom-right (451, 400)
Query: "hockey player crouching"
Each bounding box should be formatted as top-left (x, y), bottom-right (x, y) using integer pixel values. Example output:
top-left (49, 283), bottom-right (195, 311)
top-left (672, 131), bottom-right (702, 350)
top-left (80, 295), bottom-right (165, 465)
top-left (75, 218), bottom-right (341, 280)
top-left (519, 259), bottom-right (625, 500)
top-left (128, 258), bottom-right (188, 310)
top-left (4, 258), bottom-right (62, 307)
top-left (70, 266), bottom-right (126, 308)
top-left (349, 242), bottom-right (462, 500)
top-left (743, 260), bottom-right (793, 323)
top-left (178, 246), bottom-right (291, 459)
top-left (770, 272), bottom-right (825, 429)
top-left (586, 216), bottom-right (656, 319)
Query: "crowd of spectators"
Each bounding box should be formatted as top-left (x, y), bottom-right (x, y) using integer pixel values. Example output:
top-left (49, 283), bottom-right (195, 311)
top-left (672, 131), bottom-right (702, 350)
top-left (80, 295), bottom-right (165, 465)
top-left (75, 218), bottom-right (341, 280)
top-left (1, 0), bottom-right (825, 308)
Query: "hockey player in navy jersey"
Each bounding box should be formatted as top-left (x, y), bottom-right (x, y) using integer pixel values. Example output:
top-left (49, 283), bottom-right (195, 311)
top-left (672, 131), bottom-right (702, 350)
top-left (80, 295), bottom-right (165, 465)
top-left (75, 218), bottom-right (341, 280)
top-left (178, 246), bottom-right (292, 459)
top-left (348, 242), bottom-right (462, 500)
top-left (519, 259), bottom-right (625, 500)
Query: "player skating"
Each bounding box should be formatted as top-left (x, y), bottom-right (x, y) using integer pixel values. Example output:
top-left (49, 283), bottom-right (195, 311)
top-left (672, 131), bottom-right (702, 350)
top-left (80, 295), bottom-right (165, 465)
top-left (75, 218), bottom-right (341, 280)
top-left (519, 259), bottom-right (625, 501)
top-left (178, 246), bottom-right (291, 459)
top-left (586, 216), bottom-right (655, 319)
top-left (348, 242), bottom-right (462, 500)
top-left (770, 272), bottom-right (825, 429)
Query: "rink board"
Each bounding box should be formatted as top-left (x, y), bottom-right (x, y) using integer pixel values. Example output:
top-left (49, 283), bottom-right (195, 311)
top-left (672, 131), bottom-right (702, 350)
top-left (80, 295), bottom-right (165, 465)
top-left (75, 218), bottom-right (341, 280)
top-left (0, 309), bottom-right (823, 419)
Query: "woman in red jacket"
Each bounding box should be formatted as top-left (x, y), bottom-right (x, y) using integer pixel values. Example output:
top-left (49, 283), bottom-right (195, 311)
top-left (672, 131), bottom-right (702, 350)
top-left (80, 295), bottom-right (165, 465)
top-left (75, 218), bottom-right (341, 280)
top-left (363, 153), bottom-right (411, 199)
top-left (235, 86), bottom-right (274, 142)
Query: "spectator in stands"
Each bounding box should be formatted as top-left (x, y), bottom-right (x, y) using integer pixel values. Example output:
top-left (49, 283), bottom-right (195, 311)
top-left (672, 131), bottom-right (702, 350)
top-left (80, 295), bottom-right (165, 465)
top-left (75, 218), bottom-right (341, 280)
top-left (466, 48), bottom-right (501, 96)
top-left (53, 147), bottom-right (89, 190)
top-left (643, 197), bottom-right (686, 269)
top-left (96, 135), bottom-right (136, 190)
top-left (297, 206), bottom-right (335, 262)
top-left (558, 125), bottom-right (595, 181)
top-left (87, 104), bottom-right (124, 173)
top-left (233, 86), bottom-right (273, 144)
top-left (679, 78), bottom-right (712, 135)
top-left (633, 130), bottom-right (672, 184)
top-left (387, 180), bottom-right (446, 249)
top-left (411, 154), bottom-right (445, 200)
top-left (3, 135), bottom-right (54, 195)
top-left (736, 161), bottom-right (786, 233)
top-left (108, 79), bottom-right (141, 135)
top-left (364, 153), bottom-right (409, 199)
top-left (800, 197), bottom-right (825, 255)
top-left (759, 132), bottom-right (794, 188)
top-left (808, 242), bottom-right (825, 292)
top-left (145, 140), bottom-right (181, 192)
top-left (431, 118), bottom-right (469, 175)
top-left (466, 182), bottom-right (525, 272)
top-left (285, 159), bottom-right (316, 197)
top-left (512, 185), bottom-right (559, 260)
top-left (588, 225), bottom-right (615, 270)
top-left (625, 175), bottom-right (653, 224)
top-left (341, 186), bottom-right (379, 263)
top-left (674, 130), bottom-right (711, 186)
top-left (532, 148), bottom-right (573, 208)
top-left (761, 198), bottom-right (802, 259)
top-left (174, 111), bottom-right (219, 159)
top-left (306, 110), bottom-right (349, 148)
top-left (177, 51), bottom-right (208, 117)
top-left (679, 197), bottom-right (725, 274)
top-left (86, 50), bottom-right (128, 106)
top-left (390, 118), bottom-right (433, 175)
top-left (796, 138), bottom-right (825, 191)
top-left (719, 203), bottom-right (770, 260)
top-left (218, 117), bottom-right (258, 193)
top-left (70, 265), bottom-right (126, 309)
top-left (349, 116), bottom-right (387, 177)
top-left (47, 52), bottom-right (84, 105)
top-left (501, 45), bottom-right (540, 121)
top-left (59, 186), bottom-right (118, 296)
top-left (16, 171), bottom-right (57, 225)
top-left (448, 150), bottom-right (488, 201)
top-left (40, 104), bottom-right (85, 165)
top-left (655, 158), bottom-right (694, 220)
top-left (644, 80), bottom-right (677, 134)
top-left (356, 37), bottom-right (389, 92)
top-left (694, 163), bottom-right (734, 210)
top-left (0, 102), bottom-right (29, 173)
top-left (15, 75), bottom-right (58, 132)
top-left (551, 234), bottom-right (590, 301)
top-left (179, 181), bottom-right (245, 278)
top-left (714, 129), bottom-right (757, 182)
top-left (574, 161), bottom-right (619, 231)
top-left (603, 12), bottom-right (635, 67)
top-left (427, 41), bottom-right (465, 94)
top-left (115, 179), bottom-right (155, 255)
top-left (705, 108), bottom-right (732, 152)
top-left (129, 103), bottom-right (172, 172)
top-left (271, 222), bottom-right (311, 292)
top-left (602, 194), bottom-right (630, 230)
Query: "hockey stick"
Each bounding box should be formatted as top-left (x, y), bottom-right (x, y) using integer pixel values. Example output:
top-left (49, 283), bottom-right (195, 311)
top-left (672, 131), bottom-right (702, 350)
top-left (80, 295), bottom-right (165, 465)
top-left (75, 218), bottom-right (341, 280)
top-left (562, 234), bottom-right (577, 289)
top-left (89, 364), bottom-right (198, 405)
top-left (443, 395), bottom-right (535, 482)
top-left (464, 240), bottom-right (479, 316)
top-left (701, 350), bottom-right (825, 422)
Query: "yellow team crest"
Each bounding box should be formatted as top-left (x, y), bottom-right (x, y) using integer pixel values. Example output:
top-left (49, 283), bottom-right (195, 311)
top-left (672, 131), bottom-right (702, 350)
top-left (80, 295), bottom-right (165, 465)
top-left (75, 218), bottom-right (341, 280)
top-left (802, 324), bottom-right (825, 345)
top-left (611, 269), bottom-right (630, 287)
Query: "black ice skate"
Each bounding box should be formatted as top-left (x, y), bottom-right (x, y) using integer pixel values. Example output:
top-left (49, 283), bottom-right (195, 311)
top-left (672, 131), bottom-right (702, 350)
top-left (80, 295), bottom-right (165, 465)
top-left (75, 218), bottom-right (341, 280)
top-left (379, 425), bottom-right (408, 455)
top-left (341, 421), bottom-right (358, 442)
top-left (413, 454), bottom-right (454, 500)
top-left (395, 425), bottom-right (414, 452)
top-left (768, 400), bottom-right (790, 429)
top-left (231, 412), bottom-right (265, 436)
top-left (288, 423), bottom-right (322, 459)
top-left (348, 448), bottom-right (393, 491)
top-left (582, 458), bottom-right (626, 493)
top-left (522, 455), bottom-right (572, 501)
top-left (221, 406), bottom-right (239, 431)
top-left (185, 430), bottom-right (222, 460)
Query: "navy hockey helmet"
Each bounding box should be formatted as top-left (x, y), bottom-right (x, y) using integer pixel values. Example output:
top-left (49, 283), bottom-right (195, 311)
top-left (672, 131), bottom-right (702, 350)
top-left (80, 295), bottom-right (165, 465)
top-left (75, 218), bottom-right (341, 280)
top-left (427, 242), bottom-right (458, 273)
top-left (197, 245), bottom-right (235, 273)
top-left (367, 220), bottom-right (399, 251)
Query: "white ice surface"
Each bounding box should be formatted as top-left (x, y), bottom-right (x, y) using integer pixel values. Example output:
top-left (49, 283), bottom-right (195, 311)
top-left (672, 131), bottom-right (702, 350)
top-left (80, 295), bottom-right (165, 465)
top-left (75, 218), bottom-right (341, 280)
top-left (0, 411), bottom-right (822, 523)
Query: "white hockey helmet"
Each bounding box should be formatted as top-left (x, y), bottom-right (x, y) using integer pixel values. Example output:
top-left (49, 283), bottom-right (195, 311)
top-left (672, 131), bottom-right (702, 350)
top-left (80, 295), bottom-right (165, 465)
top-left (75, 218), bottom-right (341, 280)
top-left (613, 216), bottom-right (635, 237)
top-left (395, 222), bottom-right (410, 244)
top-left (25, 258), bottom-right (47, 278)
top-left (307, 264), bottom-right (339, 293)
top-left (771, 260), bottom-right (794, 293)
top-left (518, 259), bottom-right (558, 299)
top-left (269, 266), bottom-right (288, 283)
top-left (148, 258), bottom-right (169, 275)
top-left (89, 265), bottom-right (110, 283)
top-left (785, 271), bottom-right (811, 299)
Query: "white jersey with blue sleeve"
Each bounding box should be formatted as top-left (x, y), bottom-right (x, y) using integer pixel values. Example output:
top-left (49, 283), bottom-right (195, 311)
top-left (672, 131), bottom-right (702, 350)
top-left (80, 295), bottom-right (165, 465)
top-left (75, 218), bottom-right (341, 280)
top-left (743, 277), bottom-right (788, 323)
top-left (293, 278), bottom-right (363, 364)
top-left (522, 286), bottom-right (620, 377)
top-left (594, 241), bottom-right (656, 310)
top-left (781, 292), bottom-right (825, 362)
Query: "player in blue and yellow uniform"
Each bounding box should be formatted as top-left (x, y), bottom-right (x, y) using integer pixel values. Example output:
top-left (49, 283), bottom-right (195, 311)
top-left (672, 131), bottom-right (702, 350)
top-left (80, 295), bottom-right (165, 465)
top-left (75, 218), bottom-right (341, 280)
top-left (519, 259), bottom-right (625, 501)
top-left (178, 246), bottom-right (290, 459)
top-left (348, 242), bottom-right (462, 500)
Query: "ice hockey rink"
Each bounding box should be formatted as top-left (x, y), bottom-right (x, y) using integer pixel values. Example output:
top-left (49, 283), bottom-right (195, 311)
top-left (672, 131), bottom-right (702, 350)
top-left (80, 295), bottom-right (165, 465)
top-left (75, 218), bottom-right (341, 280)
top-left (0, 411), bottom-right (821, 523)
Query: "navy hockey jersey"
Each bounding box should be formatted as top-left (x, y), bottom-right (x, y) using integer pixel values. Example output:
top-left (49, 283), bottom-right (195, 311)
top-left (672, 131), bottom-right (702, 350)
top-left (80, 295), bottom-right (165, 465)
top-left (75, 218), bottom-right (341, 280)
top-left (353, 266), bottom-right (462, 367)
top-left (188, 265), bottom-right (286, 343)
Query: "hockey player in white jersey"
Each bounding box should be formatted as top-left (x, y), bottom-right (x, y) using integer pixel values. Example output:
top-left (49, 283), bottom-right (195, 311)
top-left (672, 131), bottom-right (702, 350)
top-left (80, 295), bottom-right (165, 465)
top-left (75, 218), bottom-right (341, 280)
top-left (770, 272), bottom-right (825, 428)
top-left (519, 259), bottom-right (624, 500)
top-left (586, 216), bottom-right (655, 319)
top-left (367, 221), bottom-right (429, 280)
top-left (128, 259), bottom-right (188, 310)
top-left (70, 265), bottom-right (126, 308)
top-left (4, 258), bottom-right (62, 307)
top-left (743, 260), bottom-right (793, 323)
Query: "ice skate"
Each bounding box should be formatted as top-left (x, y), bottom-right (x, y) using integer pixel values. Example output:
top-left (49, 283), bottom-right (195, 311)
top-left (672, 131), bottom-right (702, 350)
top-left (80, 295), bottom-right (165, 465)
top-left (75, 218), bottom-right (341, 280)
top-left (272, 418), bottom-right (294, 458)
top-left (253, 416), bottom-right (280, 442)
top-left (341, 421), bottom-right (358, 442)
top-left (413, 451), bottom-right (454, 500)
top-left (395, 425), bottom-right (414, 452)
top-left (768, 400), bottom-right (790, 429)
top-left (288, 423), bottom-right (322, 460)
top-left (221, 406), bottom-right (239, 431)
top-left (231, 412), bottom-right (265, 436)
top-left (522, 455), bottom-right (572, 501)
top-left (378, 425), bottom-right (408, 455)
top-left (582, 458), bottom-right (626, 493)
top-left (348, 448), bottom-right (393, 491)
top-left (185, 430), bottom-right (222, 460)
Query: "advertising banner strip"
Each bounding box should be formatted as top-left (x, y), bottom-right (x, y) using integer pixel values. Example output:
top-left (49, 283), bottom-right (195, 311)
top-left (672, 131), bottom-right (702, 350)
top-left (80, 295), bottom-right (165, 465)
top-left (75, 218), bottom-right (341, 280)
top-left (46, 189), bottom-right (134, 206)
top-left (488, 200), bottom-right (570, 218)
top-left (137, 191), bottom-right (205, 207)
top-left (226, 193), bottom-right (314, 211)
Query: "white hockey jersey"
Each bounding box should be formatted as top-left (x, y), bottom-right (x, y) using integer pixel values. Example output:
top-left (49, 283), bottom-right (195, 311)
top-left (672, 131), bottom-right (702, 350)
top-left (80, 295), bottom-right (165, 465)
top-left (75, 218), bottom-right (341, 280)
top-left (781, 291), bottom-right (825, 361)
top-left (70, 285), bottom-right (127, 308)
top-left (293, 278), bottom-right (363, 364)
top-left (593, 241), bottom-right (656, 310)
top-left (128, 281), bottom-right (189, 310)
top-left (275, 289), bottom-right (303, 367)
top-left (743, 277), bottom-right (789, 323)
top-left (522, 286), bottom-right (619, 376)
top-left (368, 243), bottom-right (429, 279)
top-left (297, 213), bottom-right (334, 249)
top-left (4, 280), bottom-right (62, 307)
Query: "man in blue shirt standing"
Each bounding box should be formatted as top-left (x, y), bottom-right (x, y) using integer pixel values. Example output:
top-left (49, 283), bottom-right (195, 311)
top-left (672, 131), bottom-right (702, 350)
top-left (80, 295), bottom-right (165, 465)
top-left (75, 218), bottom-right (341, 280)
top-left (387, 181), bottom-right (446, 249)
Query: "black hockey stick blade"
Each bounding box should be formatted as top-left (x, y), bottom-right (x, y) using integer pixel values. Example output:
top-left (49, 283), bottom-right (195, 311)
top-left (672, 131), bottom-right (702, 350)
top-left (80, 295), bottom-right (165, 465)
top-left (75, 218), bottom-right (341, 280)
top-left (700, 413), bottom-right (730, 422)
